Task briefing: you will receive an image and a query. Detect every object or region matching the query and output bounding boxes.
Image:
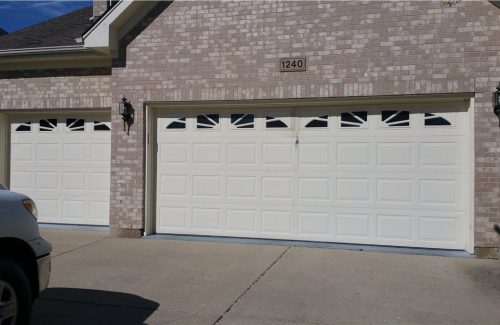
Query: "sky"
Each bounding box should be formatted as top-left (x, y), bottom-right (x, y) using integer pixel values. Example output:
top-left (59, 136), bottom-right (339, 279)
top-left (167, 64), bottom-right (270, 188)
top-left (0, 0), bottom-right (92, 33)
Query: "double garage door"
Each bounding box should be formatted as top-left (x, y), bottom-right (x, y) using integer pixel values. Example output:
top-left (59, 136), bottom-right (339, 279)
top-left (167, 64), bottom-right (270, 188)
top-left (156, 105), bottom-right (470, 250)
top-left (10, 113), bottom-right (111, 225)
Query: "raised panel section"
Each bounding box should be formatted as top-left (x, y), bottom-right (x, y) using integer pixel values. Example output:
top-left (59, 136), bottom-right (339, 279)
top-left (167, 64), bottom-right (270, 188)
top-left (298, 178), bottom-right (329, 200)
top-left (89, 201), bottom-right (109, 221)
top-left (63, 143), bottom-right (86, 161)
top-left (262, 177), bottom-right (293, 199)
top-left (337, 143), bottom-right (370, 166)
top-left (36, 172), bottom-right (58, 189)
top-left (193, 143), bottom-right (221, 164)
top-left (377, 143), bottom-right (412, 166)
top-left (420, 180), bottom-right (457, 205)
top-left (37, 200), bottom-right (58, 218)
top-left (299, 143), bottom-right (330, 165)
top-left (62, 200), bottom-right (85, 218)
top-left (336, 178), bottom-right (370, 202)
top-left (63, 173), bottom-right (86, 190)
top-left (193, 176), bottom-right (220, 197)
top-left (261, 210), bottom-right (291, 233)
top-left (337, 214), bottom-right (370, 237)
top-left (159, 207), bottom-right (187, 228)
top-left (192, 208), bottom-right (220, 230)
top-left (11, 144), bottom-right (33, 161)
top-left (377, 179), bottom-right (412, 203)
top-left (262, 143), bottom-right (293, 165)
top-left (90, 143), bottom-right (111, 162)
top-left (420, 217), bottom-right (457, 242)
top-left (36, 144), bottom-right (58, 161)
top-left (227, 177), bottom-right (255, 198)
top-left (226, 209), bottom-right (256, 232)
top-left (420, 143), bottom-right (458, 167)
top-left (160, 175), bottom-right (187, 196)
top-left (298, 212), bottom-right (329, 235)
top-left (376, 215), bottom-right (412, 240)
top-left (227, 144), bottom-right (256, 165)
top-left (90, 173), bottom-right (110, 191)
top-left (160, 144), bottom-right (188, 164)
top-left (11, 172), bottom-right (32, 189)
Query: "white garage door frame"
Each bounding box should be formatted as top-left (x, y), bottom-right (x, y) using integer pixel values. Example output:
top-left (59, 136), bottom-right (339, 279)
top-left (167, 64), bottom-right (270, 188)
top-left (145, 95), bottom-right (475, 253)
top-left (4, 109), bottom-right (112, 226)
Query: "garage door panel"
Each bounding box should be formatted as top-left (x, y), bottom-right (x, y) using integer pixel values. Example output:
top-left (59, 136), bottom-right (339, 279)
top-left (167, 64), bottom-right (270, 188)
top-left (156, 106), bottom-right (469, 250)
top-left (10, 114), bottom-right (111, 225)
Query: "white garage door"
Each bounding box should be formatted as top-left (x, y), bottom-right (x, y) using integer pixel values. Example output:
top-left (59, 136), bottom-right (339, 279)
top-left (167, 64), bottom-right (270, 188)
top-left (10, 113), bottom-right (111, 225)
top-left (155, 105), bottom-right (470, 249)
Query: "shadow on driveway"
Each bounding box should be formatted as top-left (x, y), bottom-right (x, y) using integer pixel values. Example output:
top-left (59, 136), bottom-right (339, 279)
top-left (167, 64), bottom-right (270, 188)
top-left (31, 288), bottom-right (159, 325)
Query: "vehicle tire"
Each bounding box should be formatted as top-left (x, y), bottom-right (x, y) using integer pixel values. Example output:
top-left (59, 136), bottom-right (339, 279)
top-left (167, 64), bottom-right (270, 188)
top-left (0, 259), bottom-right (32, 325)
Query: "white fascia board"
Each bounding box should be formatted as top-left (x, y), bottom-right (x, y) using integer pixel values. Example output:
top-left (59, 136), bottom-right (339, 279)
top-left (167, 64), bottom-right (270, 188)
top-left (82, 0), bottom-right (157, 55)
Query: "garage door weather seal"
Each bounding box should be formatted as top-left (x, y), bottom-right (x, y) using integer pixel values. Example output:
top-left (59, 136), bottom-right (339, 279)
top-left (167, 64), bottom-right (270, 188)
top-left (145, 234), bottom-right (474, 258)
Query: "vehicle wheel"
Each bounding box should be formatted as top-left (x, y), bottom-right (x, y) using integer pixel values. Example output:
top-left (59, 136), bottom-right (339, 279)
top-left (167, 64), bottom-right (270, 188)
top-left (0, 259), bottom-right (32, 325)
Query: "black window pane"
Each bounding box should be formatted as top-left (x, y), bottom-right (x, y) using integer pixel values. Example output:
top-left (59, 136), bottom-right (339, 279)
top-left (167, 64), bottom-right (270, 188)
top-left (94, 121), bottom-right (111, 131)
top-left (305, 119), bottom-right (328, 128)
top-left (40, 119), bottom-right (57, 131)
top-left (15, 122), bottom-right (31, 132)
top-left (167, 121), bottom-right (185, 129)
top-left (197, 114), bottom-right (219, 128)
top-left (382, 110), bottom-right (409, 123)
top-left (67, 118), bottom-right (84, 131)
top-left (425, 117), bottom-right (451, 126)
top-left (231, 113), bottom-right (254, 126)
top-left (266, 117), bottom-right (288, 128)
top-left (341, 123), bottom-right (360, 128)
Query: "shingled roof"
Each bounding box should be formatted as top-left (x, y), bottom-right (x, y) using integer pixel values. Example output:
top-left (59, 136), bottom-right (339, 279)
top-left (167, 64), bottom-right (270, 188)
top-left (0, 6), bottom-right (93, 50)
top-left (0, 28), bottom-right (7, 36)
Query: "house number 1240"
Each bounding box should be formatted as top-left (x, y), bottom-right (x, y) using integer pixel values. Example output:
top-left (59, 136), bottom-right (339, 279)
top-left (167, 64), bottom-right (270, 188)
top-left (279, 58), bottom-right (306, 72)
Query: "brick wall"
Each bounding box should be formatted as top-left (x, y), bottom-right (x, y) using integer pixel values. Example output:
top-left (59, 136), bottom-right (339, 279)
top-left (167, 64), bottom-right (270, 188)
top-left (110, 1), bottom-right (498, 250)
top-left (0, 68), bottom-right (112, 110)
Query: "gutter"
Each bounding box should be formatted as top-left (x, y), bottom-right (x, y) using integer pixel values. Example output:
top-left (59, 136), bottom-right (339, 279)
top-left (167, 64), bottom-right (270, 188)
top-left (0, 45), bottom-right (95, 57)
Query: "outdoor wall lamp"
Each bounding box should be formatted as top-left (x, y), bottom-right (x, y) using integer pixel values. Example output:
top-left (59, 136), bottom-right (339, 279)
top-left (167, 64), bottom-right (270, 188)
top-left (118, 96), bottom-right (135, 135)
top-left (493, 82), bottom-right (500, 127)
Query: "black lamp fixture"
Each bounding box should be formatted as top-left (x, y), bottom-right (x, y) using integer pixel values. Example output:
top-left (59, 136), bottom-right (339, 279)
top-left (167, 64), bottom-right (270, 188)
top-left (118, 96), bottom-right (134, 122)
top-left (493, 82), bottom-right (500, 127)
top-left (118, 95), bottom-right (135, 135)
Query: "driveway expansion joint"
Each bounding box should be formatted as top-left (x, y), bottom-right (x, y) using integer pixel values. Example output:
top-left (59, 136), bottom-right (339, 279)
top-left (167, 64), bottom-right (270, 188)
top-left (213, 245), bottom-right (291, 325)
top-left (52, 236), bottom-right (111, 258)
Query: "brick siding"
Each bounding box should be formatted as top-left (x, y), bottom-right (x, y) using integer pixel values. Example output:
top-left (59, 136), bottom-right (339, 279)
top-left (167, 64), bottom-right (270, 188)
top-left (111, 0), bottom-right (500, 249)
top-left (0, 68), bottom-right (112, 110)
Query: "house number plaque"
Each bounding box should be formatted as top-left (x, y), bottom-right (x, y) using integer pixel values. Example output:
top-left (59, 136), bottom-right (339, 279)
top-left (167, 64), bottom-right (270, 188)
top-left (279, 57), bottom-right (306, 72)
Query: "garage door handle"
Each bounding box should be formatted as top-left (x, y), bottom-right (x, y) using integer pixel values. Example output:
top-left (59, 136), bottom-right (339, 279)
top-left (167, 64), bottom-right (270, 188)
top-left (295, 136), bottom-right (299, 145)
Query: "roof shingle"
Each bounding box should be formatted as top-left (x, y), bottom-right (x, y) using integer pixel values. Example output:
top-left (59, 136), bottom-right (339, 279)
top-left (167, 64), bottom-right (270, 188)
top-left (0, 6), bottom-right (93, 50)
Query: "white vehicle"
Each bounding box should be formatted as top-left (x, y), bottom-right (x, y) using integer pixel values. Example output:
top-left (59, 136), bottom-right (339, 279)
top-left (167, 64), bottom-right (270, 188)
top-left (0, 185), bottom-right (52, 325)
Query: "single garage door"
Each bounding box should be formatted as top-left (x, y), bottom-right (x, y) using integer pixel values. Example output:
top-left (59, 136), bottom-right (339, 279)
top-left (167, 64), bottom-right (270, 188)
top-left (155, 104), bottom-right (470, 250)
top-left (10, 113), bottom-right (111, 225)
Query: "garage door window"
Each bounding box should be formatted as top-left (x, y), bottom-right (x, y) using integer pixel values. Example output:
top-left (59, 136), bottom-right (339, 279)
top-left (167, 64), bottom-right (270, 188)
top-left (231, 113), bottom-right (255, 129)
top-left (381, 110), bottom-right (410, 127)
top-left (93, 121), bottom-right (111, 131)
top-left (266, 116), bottom-right (289, 128)
top-left (341, 111), bottom-right (367, 128)
top-left (39, 119), bottom-right (57, 132)
top-left (197, 114), bottom-right (219, 129)
top-left (166, 117), bottom-right (186, 130)
top-left (15, 122), bottom-right (31, 132)
top-left (66, 119), bottom-right (85, 131)
top-left (305, 115), bottom-right (328, 128)
top-left (424, 113), bottom-right (452, 126)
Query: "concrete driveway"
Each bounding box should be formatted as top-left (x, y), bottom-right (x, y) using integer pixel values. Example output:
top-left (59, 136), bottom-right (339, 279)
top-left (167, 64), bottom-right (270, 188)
top-left (32, 229), bottom-right (500, 325)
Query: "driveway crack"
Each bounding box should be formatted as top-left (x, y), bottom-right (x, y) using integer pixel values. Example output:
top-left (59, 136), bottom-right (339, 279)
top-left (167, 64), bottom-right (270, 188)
top-left (52, 236), bottom-right (111, 258)
top-left (213, 245), bottom-right (291, 325)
